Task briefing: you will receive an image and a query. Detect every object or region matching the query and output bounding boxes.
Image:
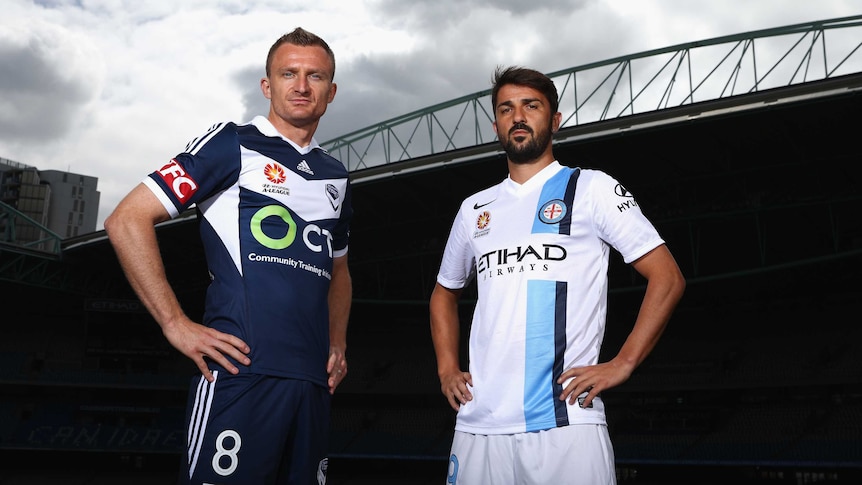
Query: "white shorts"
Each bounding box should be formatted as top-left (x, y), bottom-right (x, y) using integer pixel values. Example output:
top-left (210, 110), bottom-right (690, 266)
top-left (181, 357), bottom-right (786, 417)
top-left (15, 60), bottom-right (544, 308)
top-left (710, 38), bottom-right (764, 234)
top-left (447, 425), bottom-right (616, 485)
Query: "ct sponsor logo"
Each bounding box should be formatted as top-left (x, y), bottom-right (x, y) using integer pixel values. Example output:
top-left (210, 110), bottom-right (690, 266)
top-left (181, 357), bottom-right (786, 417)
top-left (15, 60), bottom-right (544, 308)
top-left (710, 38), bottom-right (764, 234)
top-left (250, 205), bottom-right (334, 256)
top-left (157, 159), bottom-right (198, 202)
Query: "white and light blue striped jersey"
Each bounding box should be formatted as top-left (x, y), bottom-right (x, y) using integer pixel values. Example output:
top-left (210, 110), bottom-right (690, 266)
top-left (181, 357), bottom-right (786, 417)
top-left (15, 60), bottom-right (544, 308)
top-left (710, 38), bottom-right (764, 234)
top-left (143, 116), bottom-right (352, 387)
top-left (437, 161), bottom-right (663, 434)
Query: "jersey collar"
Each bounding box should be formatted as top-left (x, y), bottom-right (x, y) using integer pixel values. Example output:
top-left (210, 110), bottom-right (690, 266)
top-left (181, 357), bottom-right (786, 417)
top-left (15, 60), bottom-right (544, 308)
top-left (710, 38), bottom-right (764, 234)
top-left (250, 115), bottom-right (321, 155)
top-left (504, 160), bottom-right (563, 194)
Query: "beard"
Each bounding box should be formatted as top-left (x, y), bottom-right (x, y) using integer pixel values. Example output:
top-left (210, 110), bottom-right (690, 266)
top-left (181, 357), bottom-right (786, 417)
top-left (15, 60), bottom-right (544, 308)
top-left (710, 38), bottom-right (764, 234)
top-left (502, 122), bottom-right (552, 165)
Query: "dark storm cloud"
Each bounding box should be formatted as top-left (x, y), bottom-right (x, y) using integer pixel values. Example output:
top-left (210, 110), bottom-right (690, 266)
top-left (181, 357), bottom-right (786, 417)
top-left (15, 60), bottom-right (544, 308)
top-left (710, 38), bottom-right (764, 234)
top-left (364, 0), bottom-right (612, 75)
top-left (313, 0), bottom-right (633, 143)
top-left (230, 0), bottom-right (644, 145)
top-left (233, 46), bottom-right (487, 145)
top-left (315, 49), bottom-right (497, 143)
top-left (235, 65), bottom-right (266, 124)
top-left (0, 30), bottom-right (94, 142)
top-left (234, 0), bottom-right (855, 148)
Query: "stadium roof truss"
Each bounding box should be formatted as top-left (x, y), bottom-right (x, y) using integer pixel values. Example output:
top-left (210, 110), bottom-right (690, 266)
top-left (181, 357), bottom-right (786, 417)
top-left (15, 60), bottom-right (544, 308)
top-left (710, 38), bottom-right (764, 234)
top-left (321, 15), bottom-right (862, 173)
top-left (0, 200), bottom-right (78, 290)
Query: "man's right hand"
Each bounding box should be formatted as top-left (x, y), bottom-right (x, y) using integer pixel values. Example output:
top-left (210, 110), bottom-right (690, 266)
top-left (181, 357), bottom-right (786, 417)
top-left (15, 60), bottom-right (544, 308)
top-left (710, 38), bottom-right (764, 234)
top-left (439, 369), bottom-right (473, 412)
top-left (162, 317), bottom-right (251, 382)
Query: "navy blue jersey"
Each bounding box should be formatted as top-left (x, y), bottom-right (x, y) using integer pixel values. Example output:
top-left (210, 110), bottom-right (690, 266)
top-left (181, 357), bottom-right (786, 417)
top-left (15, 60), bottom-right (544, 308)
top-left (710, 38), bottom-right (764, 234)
top-left (144, 116), bottom-right (352, 387)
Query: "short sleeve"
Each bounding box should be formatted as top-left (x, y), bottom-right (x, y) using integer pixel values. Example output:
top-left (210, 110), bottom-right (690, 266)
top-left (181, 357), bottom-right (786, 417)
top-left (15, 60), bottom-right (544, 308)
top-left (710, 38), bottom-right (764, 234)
top-left (588, 170), bottom-right (665, 264)
top-left (143, 122), bottom-right (241, 218)
top-left (436, 207), bottom-right (476, 290)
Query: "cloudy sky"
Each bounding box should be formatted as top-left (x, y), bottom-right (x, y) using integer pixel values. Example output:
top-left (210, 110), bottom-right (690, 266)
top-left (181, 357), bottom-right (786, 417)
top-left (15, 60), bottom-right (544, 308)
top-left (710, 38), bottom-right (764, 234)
top-left (1, 0), bottom-right (858, 229)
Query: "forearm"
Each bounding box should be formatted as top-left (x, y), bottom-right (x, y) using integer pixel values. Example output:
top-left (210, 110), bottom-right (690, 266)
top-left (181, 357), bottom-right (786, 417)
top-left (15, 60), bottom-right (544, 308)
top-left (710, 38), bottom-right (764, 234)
top-left (614, 246), bottom-right (685, 370)
top-left (429, 283), bottom-right (463, 376)
top-left (431, 283), bottom-right (475, 409)
top-left (111, 223), bottom-right (184, 324)
top-left (105, 186), bottom-right (184, 330)
top-left (615, 287), bottom-right (681, 371)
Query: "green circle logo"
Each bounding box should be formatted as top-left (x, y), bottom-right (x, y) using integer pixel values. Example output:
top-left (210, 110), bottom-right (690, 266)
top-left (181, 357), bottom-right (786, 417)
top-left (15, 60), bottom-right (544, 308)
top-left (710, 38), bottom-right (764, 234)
top-left (251, 205), bottom-right (296, 249)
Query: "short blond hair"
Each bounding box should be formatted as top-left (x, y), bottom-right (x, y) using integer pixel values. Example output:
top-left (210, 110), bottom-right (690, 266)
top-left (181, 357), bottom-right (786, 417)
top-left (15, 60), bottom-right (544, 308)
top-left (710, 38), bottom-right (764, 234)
top-left (266, 27), bottom-right (335, 79)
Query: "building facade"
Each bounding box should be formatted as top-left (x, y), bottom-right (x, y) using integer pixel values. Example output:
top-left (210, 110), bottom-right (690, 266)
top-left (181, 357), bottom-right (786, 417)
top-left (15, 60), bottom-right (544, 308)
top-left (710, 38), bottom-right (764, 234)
top-left (1, 157), bottom-right (100, 240)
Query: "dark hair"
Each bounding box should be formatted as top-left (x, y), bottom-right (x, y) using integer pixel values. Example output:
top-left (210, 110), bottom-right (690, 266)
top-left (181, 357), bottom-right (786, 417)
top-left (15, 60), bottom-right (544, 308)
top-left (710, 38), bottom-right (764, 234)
top-left (491, 66), bottom-right (559, 115)
top-left (266, 27), bottom-right (336, 79)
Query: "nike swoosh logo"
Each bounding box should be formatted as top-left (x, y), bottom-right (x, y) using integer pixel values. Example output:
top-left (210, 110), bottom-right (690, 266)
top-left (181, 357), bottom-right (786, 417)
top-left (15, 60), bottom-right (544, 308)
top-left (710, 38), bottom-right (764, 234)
top-left (473, 200), bottom-right (495, 210)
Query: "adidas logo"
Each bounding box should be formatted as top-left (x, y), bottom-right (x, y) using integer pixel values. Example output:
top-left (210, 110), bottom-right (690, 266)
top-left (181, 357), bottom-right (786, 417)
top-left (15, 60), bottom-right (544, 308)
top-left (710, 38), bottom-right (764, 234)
top-left (297, 160), bottom-right (314, 175)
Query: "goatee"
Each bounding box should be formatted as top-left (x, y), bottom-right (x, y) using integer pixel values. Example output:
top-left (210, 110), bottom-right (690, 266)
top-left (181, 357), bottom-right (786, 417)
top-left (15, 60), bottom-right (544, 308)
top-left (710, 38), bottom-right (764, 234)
top-left (503, 124), bottom-right (552, 165)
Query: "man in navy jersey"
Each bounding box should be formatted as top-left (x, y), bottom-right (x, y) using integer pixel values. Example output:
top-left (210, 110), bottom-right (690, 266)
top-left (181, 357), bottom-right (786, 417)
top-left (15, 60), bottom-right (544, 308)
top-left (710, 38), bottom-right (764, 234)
top-left (430, 67), bottom-right (686, 484)
top-left (106, 28), bottom-right (351, 484)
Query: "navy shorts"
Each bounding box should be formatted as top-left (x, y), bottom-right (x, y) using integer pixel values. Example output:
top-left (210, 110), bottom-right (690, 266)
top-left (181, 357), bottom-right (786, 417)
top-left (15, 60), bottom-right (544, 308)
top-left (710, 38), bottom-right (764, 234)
top-left (178, 370), bottom-right (331, 485)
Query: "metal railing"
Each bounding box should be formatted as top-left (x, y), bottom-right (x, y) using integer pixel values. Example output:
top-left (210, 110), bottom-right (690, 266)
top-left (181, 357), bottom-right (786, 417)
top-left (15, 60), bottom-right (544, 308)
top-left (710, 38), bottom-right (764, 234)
top-left (322, 14), bottom-right (862, 171)
top-left (0, 200), bottom-right (62, 257)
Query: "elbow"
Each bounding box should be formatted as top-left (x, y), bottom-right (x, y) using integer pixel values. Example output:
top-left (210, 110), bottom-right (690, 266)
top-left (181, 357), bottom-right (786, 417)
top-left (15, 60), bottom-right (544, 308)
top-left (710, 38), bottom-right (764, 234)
top-left (670, 268), bottom-right (686, 304)
top-left (103, 210), bottom-right (121, 241)
top-left (103, 206), bottom-right (132, 244)
top-left (650, 263), bottom-right (686, 308)
top-left (103, 205), bottom-right (138, 247)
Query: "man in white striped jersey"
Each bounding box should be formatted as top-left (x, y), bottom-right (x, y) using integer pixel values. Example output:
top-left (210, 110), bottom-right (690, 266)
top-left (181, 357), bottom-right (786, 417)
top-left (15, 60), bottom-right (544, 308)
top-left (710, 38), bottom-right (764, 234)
top-left (430, 66), bottom-right (685, 484)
